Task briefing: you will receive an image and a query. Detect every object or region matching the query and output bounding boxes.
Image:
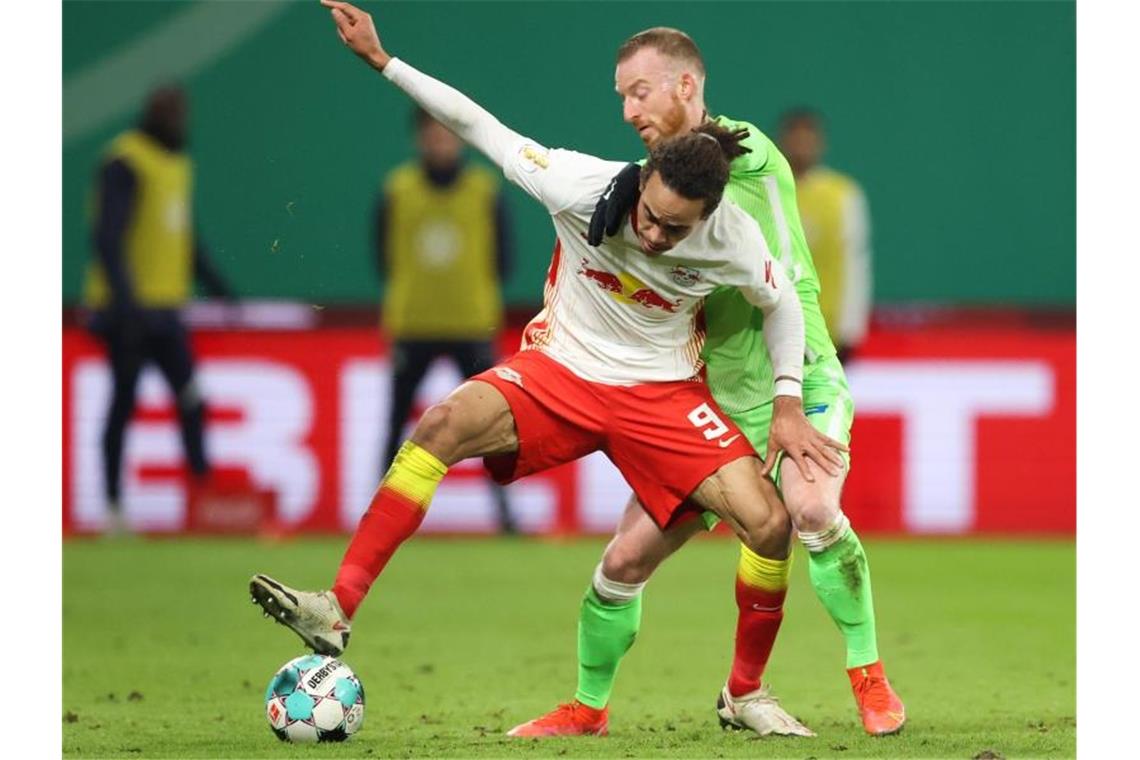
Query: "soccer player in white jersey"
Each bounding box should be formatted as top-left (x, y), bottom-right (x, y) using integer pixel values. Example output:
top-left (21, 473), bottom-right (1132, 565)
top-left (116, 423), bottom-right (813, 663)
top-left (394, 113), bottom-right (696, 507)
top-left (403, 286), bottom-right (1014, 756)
top-left (512, 28), bottom-right (905, 740)
top-left (249, 0), bottom-right (843, 724)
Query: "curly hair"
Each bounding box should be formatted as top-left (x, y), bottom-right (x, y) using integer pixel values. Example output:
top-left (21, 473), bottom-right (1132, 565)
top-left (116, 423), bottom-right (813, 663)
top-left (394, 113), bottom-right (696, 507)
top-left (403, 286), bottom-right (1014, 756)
top-left (641, 122), bottom-right (751, 218)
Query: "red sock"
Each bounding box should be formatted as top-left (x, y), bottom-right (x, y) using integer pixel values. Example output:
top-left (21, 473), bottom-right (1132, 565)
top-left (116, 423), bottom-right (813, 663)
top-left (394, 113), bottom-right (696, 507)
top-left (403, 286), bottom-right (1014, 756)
top-left (331, 488), bottom-right (425, 619)
top-left (727, 579), bottom-right (787, 697)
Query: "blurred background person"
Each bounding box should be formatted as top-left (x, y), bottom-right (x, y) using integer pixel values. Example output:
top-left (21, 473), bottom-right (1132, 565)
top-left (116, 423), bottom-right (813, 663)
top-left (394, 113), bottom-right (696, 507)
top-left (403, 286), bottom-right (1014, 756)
top-left (780, 108), bottom-right (872, 363)
top-left (82, 84), bottom-right (233, 534)
top-left (375, 106), bottom-right (517, 534)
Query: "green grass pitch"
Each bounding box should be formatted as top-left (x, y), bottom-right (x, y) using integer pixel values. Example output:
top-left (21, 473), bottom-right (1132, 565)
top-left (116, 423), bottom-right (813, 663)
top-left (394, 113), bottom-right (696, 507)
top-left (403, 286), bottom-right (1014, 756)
top-left (63, 536), bottom-right (1074, 758)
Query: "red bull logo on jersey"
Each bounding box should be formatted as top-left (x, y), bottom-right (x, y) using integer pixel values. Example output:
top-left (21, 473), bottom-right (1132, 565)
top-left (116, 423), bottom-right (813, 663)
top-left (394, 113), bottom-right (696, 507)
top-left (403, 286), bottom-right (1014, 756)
top-left (670, 265), bottom-right (701, 287)
top-left (577, 259), bottom-right (682, 313)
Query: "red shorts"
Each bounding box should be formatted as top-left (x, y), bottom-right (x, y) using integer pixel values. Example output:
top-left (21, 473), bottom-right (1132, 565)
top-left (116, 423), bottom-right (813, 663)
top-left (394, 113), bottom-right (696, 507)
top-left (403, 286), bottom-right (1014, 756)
top-left (472, 350), bottom-right (757, 529)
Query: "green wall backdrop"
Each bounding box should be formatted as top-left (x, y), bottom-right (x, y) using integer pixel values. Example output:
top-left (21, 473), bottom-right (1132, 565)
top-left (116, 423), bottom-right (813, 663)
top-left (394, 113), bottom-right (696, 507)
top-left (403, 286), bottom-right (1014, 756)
top-left (63, 0), bottom-right (1075, 307)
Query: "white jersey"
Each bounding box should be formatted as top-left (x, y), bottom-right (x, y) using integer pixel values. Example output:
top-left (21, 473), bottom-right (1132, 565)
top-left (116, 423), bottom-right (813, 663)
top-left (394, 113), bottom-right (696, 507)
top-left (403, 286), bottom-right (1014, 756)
top-left (382, 57), bottom-right (804, 393)
top-left (502, 143), bottom-right (787, 385)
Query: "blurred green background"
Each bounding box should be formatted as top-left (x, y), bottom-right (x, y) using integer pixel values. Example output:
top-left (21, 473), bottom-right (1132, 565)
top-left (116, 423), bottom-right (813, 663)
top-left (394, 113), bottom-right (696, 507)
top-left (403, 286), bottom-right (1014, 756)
top-left (62, 0), bottom-right (1075, 308)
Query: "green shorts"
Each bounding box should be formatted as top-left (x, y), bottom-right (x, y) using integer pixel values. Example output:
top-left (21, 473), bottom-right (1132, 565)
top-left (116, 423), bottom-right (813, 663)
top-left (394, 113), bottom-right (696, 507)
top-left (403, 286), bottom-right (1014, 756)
top-left (699, 355), bottom-right (855, 530)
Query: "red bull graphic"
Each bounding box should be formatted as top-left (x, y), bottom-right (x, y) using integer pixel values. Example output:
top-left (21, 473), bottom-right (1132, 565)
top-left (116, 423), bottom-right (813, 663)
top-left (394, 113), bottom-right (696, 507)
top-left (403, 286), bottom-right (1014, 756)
top-left (577, 259), bottom-right (682, 313)
top-left (628, 287), bottom-right (680, 312)
top-left (578, 260), bottom-right (624, 294)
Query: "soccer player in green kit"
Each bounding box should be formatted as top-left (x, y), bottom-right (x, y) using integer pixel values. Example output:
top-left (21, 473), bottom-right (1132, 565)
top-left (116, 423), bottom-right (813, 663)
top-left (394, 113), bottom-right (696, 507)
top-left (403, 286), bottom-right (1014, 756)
top-left (508, 28), bottom-right (905, 739)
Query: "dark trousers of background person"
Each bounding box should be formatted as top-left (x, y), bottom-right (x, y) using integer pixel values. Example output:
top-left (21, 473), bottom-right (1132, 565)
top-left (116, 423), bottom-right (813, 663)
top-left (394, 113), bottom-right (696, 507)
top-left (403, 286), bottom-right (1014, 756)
top-left (383, 338), bottom-right (517, 534)
top-left (90, 308), bottom-right (209, 512)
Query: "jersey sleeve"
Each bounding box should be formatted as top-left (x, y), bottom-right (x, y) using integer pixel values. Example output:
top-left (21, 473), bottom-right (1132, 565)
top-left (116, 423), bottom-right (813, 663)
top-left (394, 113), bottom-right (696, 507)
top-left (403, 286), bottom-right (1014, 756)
top-left (722, 212), bottom-right (805, 396)
top-left (383, 57), bottom-right (521, 169)
top-left (717, 208), bottom-right (784, 308)
top-left (382, 58), bottom-right (621, 216)
top-left (502, 144), bottom-right (627, 216)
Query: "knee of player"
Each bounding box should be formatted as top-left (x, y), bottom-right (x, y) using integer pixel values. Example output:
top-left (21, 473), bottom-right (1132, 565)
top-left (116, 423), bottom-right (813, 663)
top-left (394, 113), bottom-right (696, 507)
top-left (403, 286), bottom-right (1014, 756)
top-left (742, 510), bottom-right (792, 557)
top-left (789, 494), bottom-right (842, 535)
top-left (601, 543), bottom-right (657, 585)
top-left (592, 560), bottom-right (647, 604)
top-left (410, 401), bottom-right (462, 459)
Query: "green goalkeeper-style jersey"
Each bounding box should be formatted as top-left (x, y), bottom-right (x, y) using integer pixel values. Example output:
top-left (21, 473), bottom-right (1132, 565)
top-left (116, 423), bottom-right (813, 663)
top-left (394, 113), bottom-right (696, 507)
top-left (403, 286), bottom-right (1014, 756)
top-left (702, 114), bottom-right (838, 414)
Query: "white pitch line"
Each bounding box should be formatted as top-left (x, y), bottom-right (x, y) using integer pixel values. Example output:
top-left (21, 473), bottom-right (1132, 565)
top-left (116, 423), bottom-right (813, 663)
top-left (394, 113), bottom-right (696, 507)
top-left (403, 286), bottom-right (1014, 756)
top-left (64, 0), bottom-right (292, 144)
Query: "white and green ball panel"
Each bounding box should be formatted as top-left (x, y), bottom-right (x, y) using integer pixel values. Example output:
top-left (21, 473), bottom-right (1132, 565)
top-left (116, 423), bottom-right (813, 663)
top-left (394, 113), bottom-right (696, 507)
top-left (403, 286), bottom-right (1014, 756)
top-left (264, 654), bottom-right (365, 743)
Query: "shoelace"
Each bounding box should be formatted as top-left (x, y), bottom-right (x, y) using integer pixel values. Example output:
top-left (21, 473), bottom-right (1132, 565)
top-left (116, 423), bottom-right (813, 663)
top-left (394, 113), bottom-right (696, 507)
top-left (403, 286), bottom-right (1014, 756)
top-left (854, 676), bottom-right (894, 711)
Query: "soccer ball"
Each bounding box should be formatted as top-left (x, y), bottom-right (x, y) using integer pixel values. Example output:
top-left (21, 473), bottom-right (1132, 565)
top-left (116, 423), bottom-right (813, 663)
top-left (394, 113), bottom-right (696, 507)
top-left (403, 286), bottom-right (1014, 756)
top-left (264, 654), bottom-right (365, 742)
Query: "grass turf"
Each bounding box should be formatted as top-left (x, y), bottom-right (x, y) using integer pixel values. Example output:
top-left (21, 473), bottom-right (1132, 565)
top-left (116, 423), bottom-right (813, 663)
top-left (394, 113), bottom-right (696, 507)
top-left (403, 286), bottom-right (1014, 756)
top-left (63, 536), bottom-right (1074, 758)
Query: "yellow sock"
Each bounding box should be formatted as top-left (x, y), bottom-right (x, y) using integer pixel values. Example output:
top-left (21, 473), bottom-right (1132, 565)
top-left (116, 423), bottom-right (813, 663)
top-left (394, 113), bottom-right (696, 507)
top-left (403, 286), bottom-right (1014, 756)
top-left (737, 544), bottom-right (791, 592)
top-left (382, 441), bottom-right (448, 510)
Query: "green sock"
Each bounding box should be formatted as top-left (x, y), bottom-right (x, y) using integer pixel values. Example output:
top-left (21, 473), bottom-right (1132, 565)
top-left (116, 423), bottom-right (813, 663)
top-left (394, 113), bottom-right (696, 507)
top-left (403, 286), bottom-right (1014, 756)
top-left (575, 586), bottom-right (641, 709)
top-left (807, 527), bottom-right (880, 668)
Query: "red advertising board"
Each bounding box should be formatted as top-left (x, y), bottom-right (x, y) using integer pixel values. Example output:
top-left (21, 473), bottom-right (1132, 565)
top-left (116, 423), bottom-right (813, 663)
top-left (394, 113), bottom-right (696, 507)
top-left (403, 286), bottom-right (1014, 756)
top-left (62, 320), bottom-right (1074, 536)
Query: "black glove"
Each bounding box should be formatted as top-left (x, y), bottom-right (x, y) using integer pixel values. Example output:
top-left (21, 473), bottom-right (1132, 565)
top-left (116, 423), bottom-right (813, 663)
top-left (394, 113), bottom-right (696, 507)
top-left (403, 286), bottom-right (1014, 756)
top-left (587, 162), bottom-right (641, 246)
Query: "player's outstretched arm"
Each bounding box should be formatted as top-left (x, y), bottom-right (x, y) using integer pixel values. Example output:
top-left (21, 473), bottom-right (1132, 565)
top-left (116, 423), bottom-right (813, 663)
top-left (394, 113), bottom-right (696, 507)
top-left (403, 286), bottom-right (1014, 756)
top-left (320, 0), bottom-right (523, 170)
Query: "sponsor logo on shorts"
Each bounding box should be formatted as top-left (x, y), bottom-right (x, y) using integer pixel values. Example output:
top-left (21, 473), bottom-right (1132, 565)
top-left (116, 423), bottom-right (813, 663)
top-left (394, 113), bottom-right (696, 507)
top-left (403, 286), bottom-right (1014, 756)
top-left (804, 403), bottom-right (829, 416)
top-left (717, 434), bottom-right (741, 448)
top-left (494, 367), bottom-right (524, 387)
